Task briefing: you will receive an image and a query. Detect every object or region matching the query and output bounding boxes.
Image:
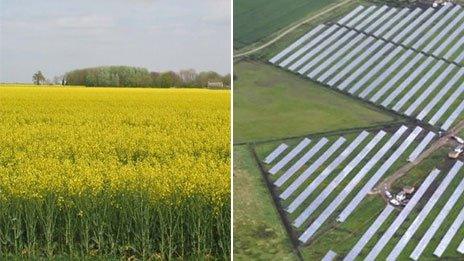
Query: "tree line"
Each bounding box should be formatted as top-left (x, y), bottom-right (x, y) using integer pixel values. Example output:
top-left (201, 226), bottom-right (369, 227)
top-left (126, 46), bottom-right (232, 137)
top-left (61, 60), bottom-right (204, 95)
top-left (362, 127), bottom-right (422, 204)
top-left (34, 66), bottom-right (230, 88)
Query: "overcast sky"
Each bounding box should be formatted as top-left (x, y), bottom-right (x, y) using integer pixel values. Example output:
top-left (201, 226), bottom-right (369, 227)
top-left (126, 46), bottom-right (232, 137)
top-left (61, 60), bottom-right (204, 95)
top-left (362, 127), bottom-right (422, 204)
top-left (0, 0), bottom-right (231, 83)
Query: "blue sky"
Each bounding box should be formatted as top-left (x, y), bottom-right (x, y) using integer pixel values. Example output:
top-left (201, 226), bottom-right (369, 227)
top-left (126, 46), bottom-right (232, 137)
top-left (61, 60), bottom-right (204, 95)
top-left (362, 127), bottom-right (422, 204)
top-left (0, 0), bottom-right (231, 82)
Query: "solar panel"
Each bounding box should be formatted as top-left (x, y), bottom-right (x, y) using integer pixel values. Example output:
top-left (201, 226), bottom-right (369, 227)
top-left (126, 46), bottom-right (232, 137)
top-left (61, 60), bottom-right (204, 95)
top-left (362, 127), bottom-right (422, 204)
top-left (354, 5), bottom-right (389, 31)
top-left (443, 30), bottom-right (464, 60)
top-left (349, 46), bottom-right (403, 95)
top-left (322, 250), bottom-right (337, 261)
top-left (280, 137), bottom-right (346, 200)
top-left (392, 8), bottom-right (434, 43)
top-left (337, 5), bottom-right (365, 25)
top-left (337, 126), bottom-right (422, 222)
top-left (384, 8), bottom-right (422, 40)
top-left (433, 21), bottom-right (464, 57)
top-left (423, 11), bottom-right (464, 53)
top-left (441, 99), bottom-right (464, 130)
top-left (301, 30), bottom-right (357, 75)
top-left (338, 43), bottom-right (393, 91)
top-left (412, 5), bottom-right (462, 50)
top-left (365, 8), bottom-right (397, 34)
top-left (288, 26), bottom-right (346, 71)
top-left (306, 31), bottom-right (357, 78)
top-left (359, 50), bottom-right (414, 99)
top-left (287, 131), bottom-right (369, 213)
top-left (404, 64), bottom-right (455, 116)
top-left (296, 126), bottom-right (407, 239)
top-left (269, 25), bottom-right (326, 64)
top-left (429, 83), bottom-right (464, 125)
top-left (456, 50), bottom-right (464, 64)
top-left (368, 51), bottom-right (424, 101)
top-left (416, 68), bottom-right (464, 120)
top-left (403, 5), bottom-right (452, 46)
top-left (387, 163), bottom-right (463, 260)
top-left (274, 138), bottom-right (328, 187)
top-left (458, 238), bottom-right (464, 254)
top-left (315, 34), bottom-right (366, 83)
top-left (392, 8), bottom-right (435, 43)
top-left (329, 39), bottom-right (383, 87)
top-left (344, 205), bottom-right (395, 261)
top-left (373, 8), bottom-right (411, 37)
top-left (408, 131), bottom-right (436, 162)
top-left (279, 25), bottom-right (337, 68)
top-left (410, 174), bottom-right (464, 260)
top-left (434, 205), bottom-right (464, 257)
top-left (264, 144), bottom-right (289, 164)
top-left (345, 6), bottom-right (377, 28)
top-left (381, 56), bottom-right (434, 108)
top-left (268, 138), bottom-right (311, 175)
top-left (367, 169), bottom-right (439, 260)
top-left (293, 131), bottom-right (386, 225)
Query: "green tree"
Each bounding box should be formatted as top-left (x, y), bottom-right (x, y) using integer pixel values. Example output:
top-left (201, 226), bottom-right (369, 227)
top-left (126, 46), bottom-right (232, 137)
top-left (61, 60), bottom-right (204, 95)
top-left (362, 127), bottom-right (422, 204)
top-left (32, 71), bottom-right (46, 85)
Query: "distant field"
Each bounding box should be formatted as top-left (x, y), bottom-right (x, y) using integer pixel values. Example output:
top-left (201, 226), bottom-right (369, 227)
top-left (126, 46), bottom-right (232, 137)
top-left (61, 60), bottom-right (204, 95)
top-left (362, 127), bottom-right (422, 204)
top-left (234, 0), bottom-right (340, 49)
top-left (233, 145), bottom-right (296, 260)
top-left (233, 61), bottom-right (399, 143)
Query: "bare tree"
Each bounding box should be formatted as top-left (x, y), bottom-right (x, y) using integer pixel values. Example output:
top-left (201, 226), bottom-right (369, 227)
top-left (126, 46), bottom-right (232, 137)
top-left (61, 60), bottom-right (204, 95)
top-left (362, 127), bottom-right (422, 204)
top-left (179, 69), bottom-right (197, 86)
top-left (32, 71), bottom-right (46, 85)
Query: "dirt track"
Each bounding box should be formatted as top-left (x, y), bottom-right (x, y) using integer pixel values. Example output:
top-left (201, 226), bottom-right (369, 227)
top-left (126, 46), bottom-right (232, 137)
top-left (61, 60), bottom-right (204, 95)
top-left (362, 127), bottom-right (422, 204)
top-left (375, 119), bottom-right (464, 198)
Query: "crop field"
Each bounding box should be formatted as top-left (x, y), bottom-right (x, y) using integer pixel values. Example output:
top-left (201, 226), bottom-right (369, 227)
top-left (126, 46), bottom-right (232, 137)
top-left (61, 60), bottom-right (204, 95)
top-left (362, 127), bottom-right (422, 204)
top-left (255, 126), bottom-right (464, 259)
top-left (233, 61), bottom-right (399, 144)
top-left (270, 4), bottom-right (464, 131)
top-left (0, 86), bottom-right (230, 259)
top-left (234, 0), bottom-right (339, 49)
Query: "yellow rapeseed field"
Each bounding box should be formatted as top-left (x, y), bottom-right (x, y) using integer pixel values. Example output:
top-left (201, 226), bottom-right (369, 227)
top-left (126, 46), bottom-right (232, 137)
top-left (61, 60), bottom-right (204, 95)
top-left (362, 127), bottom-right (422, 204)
top-left (0, 85), bottom-right (230, 259)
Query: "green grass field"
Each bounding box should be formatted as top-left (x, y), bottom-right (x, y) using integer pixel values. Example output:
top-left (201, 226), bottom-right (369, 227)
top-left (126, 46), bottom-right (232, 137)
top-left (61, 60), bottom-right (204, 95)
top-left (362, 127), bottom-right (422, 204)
top-left (233, 145), bottom-right (296, 260)
top-left (234, 0), bottom-right (341, 49)
top-left (233, 61), bottom-right (400, 143)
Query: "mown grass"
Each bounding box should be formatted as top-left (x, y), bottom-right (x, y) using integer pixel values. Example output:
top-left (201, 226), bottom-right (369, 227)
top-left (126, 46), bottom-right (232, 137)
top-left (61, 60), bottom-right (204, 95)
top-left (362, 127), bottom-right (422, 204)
top-left (233, 60), bottom-right (400, 144)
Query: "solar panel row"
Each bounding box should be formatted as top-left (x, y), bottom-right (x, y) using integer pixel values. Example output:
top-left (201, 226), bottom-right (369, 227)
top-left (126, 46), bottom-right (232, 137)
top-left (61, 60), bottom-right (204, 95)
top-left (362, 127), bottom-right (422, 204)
top-left (264, 144), bottom-right (288, 164)
top-left (269, 138), bottom-right (311, 175)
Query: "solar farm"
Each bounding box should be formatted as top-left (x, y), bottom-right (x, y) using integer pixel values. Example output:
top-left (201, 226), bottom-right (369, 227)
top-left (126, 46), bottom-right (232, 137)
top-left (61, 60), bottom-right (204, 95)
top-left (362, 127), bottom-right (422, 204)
top-left (270, 3), bottom-right (464, 131)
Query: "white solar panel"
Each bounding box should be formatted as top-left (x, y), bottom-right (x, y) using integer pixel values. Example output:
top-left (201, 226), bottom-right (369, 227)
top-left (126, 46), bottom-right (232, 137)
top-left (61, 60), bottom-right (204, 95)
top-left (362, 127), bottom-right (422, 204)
top-left (322, 250), bottom-right (337, 261)
top-left (384, 8), bottom-right (422, 40)
top-left (434, 205), bottom-right (464, 257)
top-left (354, 6), bottom-right (389, 31)
top-left (443, 32), bottom-right (464, 60)
top-left (274, 138), bottom-right (328, 187)
top-left (387, 163), bottom-right (463, 260)
top-left (269, 25), bottom-right (326, 64)
top-left (280, 137), bottom-right (346, 200)
top-left (287, 131), bottom-right (368, 213)
top-left (264, 144), bottom-right (288, 164)
top-left (367, 169), bottom-right (439, 260)
top-left (368, 51), bottom-right (424, 101)
top-left (359, 50), bottom-right (414, 99)
top-left (289, 26), bottom-right (348, 71)
top-left (417, 68), bottom-right (464, 120)
top-left (316, 34), bottom-right (367, 83)
top-left (410, 174), bottom-right (464, 260)
top-left (412, 5), bottom-right (462, 50)
top-left (404, 64), bottom-right (455, 116)
top-left (279, 25), bottom-right (337, 68)
top-left (343, 205), bottom-right (395, 261)
top-left (337, 126), bottom-right (422, 222)
top-left (293, 131), bottom-right (386, 225)
top-left (268, 138), bottom-right (311, 175)
top-left (365, 8), bottom-right (397, 34)
top-left (433, 21), bottom-right (464, 57)
top-left (423, 11), bottom-right (464, 53)
top-left (441, 99), bottom-right (464, 130)
top-left (408, 131), bottom-right (436, 162)
top-left (345, 6), bottom-right (377, 28)
top-left (337, 5), bottom-right (365, 25)
top-left (429, 83), bottom-right (464, 125)
top-left (329, 38), bottom-right (382, 87)
top-left (381, 56), bottom-right (434, 107)
top-left (458, 238), bottom-right (464, 254)
top-left (339, 43), bottom-right (393, 91)
top-left (373, 8), bottom-right (411, 38)
top-left (349, 46), bottom-right (403, 95)
top-left (392, 8), bottom-right (434, 43)
top-left (403, 4), bottom-right (452, 46)
top-left (297, 126), bottom-right (407, 241)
